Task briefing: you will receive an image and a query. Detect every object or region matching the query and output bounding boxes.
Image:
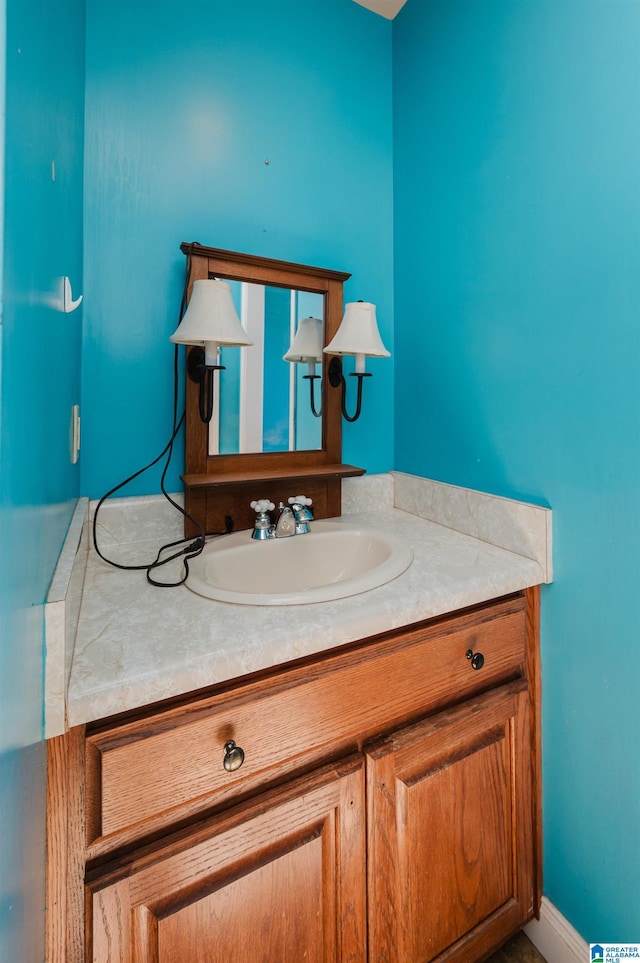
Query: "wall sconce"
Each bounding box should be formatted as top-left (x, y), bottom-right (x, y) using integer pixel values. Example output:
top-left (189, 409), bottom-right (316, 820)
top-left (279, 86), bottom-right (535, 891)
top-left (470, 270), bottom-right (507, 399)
top-left (283, 316), bottom-right (324, 417)
top-left (323, 301), bottom-right (390, 422)
top-left (170, 279), bottom-right (253, 423)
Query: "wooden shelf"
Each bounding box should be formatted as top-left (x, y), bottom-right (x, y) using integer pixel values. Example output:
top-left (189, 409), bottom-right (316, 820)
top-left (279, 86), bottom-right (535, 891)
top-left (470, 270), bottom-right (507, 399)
top-left (181, 464), bottom-right (365, 490)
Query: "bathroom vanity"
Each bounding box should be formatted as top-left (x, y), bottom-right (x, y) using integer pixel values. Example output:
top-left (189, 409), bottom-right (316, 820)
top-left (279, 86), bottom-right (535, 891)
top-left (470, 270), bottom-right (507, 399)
top-left (45, 476), bottom-right (549, 963)
top-left (48, 590), bottom-right (540, 963)
top-left (45, 248), bottom-right (550, 961)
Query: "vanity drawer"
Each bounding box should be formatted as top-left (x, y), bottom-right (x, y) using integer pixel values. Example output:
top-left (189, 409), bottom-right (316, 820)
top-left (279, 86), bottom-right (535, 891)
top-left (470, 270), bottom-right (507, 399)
top-left (86, 595), bottom-right (526, 846)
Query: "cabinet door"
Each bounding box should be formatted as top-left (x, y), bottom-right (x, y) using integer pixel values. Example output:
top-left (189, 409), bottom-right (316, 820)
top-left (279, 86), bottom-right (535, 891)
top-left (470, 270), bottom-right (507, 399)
top-left (366, 680), bottom-right (533, 962)
top-left (88, 756), bottom-right (366, 963)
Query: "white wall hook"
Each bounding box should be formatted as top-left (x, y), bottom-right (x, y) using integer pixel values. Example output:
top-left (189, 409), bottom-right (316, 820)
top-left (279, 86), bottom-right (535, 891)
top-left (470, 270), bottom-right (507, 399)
top-left (62, 276), bottom-right (83, 313)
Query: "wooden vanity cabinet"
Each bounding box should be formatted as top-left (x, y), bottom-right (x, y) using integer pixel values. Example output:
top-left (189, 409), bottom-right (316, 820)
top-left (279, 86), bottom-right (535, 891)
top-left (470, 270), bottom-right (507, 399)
top-left (89, 756), bottom-right (367, 963)
top-left (46, 589), bottom-right (541, 963)
top-left (367, 681), bottom-right (533, 962)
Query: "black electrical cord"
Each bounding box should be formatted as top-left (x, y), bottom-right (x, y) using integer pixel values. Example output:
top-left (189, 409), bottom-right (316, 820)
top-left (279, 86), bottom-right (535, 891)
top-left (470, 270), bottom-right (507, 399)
top-left (92, 245), bottom-right (230, 587)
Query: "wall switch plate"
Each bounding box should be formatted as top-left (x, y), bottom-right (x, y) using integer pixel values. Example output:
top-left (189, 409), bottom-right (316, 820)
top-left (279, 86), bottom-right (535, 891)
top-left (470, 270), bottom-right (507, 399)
top-left (70, 404), bottom-right (80, 464)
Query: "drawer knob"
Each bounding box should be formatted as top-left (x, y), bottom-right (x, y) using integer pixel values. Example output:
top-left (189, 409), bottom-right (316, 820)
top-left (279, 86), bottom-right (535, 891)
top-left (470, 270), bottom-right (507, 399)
top-left (223, 740), bottom-right (245, 772)
top-left (465, 649), bottom-right (485, 670)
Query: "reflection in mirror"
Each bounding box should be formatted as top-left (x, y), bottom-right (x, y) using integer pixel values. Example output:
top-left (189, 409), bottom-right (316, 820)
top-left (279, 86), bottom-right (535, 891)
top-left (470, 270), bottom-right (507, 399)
top-left (209, 282), bottom-right (324, 455)
top-left (284, 316), bottom-right (324, 420)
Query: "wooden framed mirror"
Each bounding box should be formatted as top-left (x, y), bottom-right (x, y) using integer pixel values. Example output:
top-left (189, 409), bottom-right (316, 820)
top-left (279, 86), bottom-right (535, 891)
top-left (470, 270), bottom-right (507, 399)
top-left (180, 242), bottom-right (364, 534)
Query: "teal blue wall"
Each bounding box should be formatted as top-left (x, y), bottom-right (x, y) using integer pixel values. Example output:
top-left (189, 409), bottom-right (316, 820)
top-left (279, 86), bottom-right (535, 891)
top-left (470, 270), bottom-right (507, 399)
top-left (393, 0), bottom-right (640, 939)
top-left (81, 0), bottom-right (394, 499)
top-left (4, 0), bottom-right (637, 952)
top-left (0, 0), bottom-right (84, 958)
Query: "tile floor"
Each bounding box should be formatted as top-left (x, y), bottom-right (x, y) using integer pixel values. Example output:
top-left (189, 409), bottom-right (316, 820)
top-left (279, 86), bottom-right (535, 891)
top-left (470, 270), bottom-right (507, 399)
top-left (487, 931), bottom-right (547, 962)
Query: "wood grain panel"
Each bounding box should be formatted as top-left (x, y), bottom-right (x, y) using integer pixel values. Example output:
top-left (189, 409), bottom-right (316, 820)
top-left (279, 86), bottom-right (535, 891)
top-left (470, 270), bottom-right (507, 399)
top-left (158, 833), bottom-right (326, 963)
top-left (87, 598), bottom-right (527, 845)
top-left (91, 880), bottom-right (131, 963)
top-left (46, 726), bottom-right (86, 963)
top-left (366, 680), bottom-right (533, 962)
top-left (88, 755), bottom-right (366, 963)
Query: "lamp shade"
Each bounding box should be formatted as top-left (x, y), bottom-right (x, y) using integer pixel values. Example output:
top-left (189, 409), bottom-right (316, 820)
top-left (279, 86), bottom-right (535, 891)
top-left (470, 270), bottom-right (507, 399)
top-left (323, 302), bottom-right (390, 360)
top-left (283, 316), bottom-right (323, 364)
top-left (170, 279), bottom-right (253, 348)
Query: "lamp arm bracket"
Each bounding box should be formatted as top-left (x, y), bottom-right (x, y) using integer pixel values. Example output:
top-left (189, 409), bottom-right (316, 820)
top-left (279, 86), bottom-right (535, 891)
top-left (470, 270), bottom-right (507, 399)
top-left (187, 345), bottom-right (225, 384)
top-left (327, 356), bottom-right (371, 423)
top-left (186, 345), bottom-right (225, 424)
top-left (303, 372), bottom-right (322, 418)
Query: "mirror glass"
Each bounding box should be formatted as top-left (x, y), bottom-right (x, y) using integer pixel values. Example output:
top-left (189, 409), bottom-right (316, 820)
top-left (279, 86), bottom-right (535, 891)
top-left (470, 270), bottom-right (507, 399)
top-left (209, 281), bottom-right (325, 455)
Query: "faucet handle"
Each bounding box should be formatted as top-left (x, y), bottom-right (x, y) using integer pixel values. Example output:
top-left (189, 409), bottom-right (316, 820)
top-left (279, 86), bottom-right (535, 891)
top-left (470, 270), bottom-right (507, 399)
top-left (288, 495), bottom-right (313, 508)
top-left (288, 495), bottom-right (314, 526)
top-left (251, 499), bottom-right (275, 514)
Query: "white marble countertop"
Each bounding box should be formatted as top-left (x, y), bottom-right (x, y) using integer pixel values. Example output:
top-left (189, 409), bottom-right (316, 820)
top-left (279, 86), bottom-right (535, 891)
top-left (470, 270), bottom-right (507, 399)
top-left (46, 473), bottom-right (552, 734)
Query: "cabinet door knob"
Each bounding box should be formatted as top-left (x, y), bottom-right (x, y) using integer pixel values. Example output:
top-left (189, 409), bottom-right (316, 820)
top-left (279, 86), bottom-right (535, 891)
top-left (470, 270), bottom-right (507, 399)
top-left (223, 740), bottom-right (245, 772)
top-left (465, 649), bottom-right (485, 670)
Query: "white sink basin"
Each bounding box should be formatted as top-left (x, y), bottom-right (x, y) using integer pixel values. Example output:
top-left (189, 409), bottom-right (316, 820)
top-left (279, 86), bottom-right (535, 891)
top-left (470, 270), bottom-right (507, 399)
top-left (186, 519), bottom-right (414, 605)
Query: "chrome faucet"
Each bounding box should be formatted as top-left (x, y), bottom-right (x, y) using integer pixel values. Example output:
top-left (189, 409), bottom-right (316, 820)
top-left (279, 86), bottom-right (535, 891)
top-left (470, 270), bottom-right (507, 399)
top-left (250, 496), bottom-right (314, 539)
top-left (274, 503), bottom-right (296, 538)
top-left (250, 499), bottom-right (276, 539)
top-left (288, 495), bottom-right (314, 534)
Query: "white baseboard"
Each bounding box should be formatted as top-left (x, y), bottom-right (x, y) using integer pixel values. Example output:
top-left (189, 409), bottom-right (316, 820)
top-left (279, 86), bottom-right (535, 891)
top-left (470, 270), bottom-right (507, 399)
top-left (524, 897), bottom-right (588, 963)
